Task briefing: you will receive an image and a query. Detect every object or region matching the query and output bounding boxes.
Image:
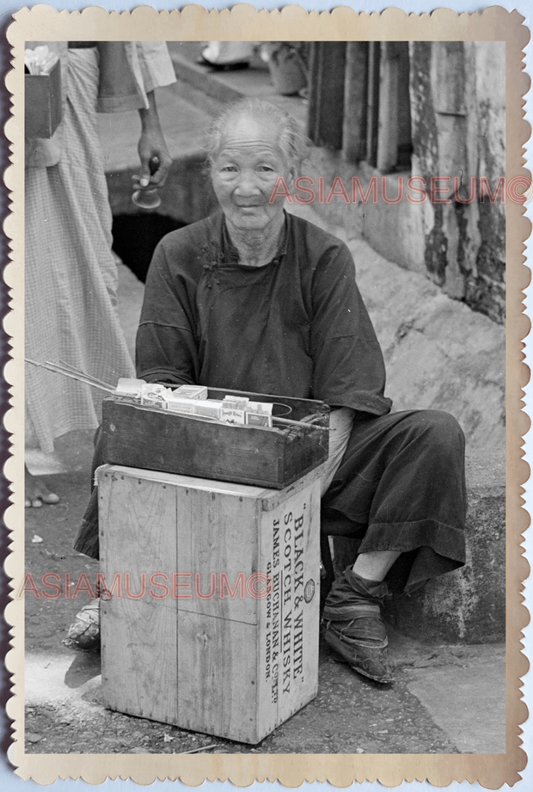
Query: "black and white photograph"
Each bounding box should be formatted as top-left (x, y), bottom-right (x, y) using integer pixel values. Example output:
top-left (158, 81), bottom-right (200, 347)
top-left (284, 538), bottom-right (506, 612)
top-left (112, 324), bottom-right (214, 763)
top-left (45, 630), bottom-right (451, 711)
top-left (4, 4), bottom-right (529, 787)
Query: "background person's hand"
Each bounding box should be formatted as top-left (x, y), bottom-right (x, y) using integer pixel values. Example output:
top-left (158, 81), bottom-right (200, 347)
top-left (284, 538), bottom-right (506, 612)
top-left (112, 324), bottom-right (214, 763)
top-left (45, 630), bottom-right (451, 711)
top-left (136, 89), bottom-right (172, 192)
top-left (137, 126), bottom-right (172, 189)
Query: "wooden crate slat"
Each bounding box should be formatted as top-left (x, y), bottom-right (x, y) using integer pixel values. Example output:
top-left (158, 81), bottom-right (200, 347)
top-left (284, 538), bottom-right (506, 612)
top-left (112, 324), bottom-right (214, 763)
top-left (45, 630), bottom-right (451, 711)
top-left (100, 470), bottom-right (179, 724)
top-left (258, 483), bottom-right (321, 729)
top-left (176, 612), bottom-right (259, 742)
top-left (175, 486), bottom-right (258, 625)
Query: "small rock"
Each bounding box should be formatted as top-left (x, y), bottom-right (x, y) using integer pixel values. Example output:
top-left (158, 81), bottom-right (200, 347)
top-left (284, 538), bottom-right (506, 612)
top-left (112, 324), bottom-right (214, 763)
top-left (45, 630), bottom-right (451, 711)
top-left (31, 535), bottom-right (43, 544)
top-left (26, 733), bottom-right (43, 743)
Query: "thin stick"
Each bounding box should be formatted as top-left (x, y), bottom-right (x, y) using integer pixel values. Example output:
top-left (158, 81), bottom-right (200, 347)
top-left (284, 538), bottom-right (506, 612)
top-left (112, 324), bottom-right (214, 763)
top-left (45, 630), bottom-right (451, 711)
top-left (176, 743), bottom-right (223, 754)
top-left (272, 415), bottom-right (321, 431)
top-left (57, 359), bottom-right (114, 390)
top-left (27, 358), bottom-right (323, 430)
top-left (47, 367), bottom-right (114, 393)
top-left (53, 365), bottom-right (113, 391)
top-left (25, 358), bottom-right (114, 393)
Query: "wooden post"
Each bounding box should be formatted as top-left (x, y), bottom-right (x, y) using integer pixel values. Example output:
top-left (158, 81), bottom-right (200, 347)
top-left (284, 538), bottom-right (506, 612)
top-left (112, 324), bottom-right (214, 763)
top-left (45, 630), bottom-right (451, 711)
top-left (99, 464), bottom-right (322, 744)
top-left (377, 42), bottom-right (401, 173)
top-left (430, 42), bottom-right (468, 194)
top-left (432, 42), bottom-right (466, 116)
top-left (366, 42), bottom-right (381, 166)
top-left (342, 42), bottom-right (369, 164)
top-left (307, 42), bottom-right (347, 150)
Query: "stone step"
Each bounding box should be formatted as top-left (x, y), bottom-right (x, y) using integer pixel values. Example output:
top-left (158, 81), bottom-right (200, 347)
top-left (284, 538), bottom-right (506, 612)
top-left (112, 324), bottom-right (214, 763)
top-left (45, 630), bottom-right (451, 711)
top-left (166, 42), bottom-right (308, 126)
top-left (168, 42), bottom-right (247, 109)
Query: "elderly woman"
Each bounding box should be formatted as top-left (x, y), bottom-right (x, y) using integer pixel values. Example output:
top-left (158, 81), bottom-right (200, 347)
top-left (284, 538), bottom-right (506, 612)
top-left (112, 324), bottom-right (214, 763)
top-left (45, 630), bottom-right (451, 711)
top-left (74, 98), bottom-right (467, 684)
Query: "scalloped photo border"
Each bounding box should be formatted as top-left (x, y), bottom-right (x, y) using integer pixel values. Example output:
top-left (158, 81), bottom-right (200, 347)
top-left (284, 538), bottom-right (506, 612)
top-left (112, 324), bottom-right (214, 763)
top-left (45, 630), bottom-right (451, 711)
top-left (3, 4), bottom-right (530, 786)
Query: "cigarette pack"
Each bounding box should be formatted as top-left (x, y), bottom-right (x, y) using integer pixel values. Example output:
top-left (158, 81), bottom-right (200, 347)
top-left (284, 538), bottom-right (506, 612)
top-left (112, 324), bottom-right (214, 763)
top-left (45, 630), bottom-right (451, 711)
top-left (223, 395), bottom-right (249, 410)
top-left (140, 383), bottom-right (169, 407)
top-left (246, 411), bottom-right (272, 427)
top-left (220, 407), bottom-right (246, 425)
top-left (165, 395), bottom-right (195, 414)
top-left (174, 385), bottom-right (208, 400)
top-left (115, 378), bottom-right (144, 399)
top-left (194, 400), bottom-right (223, 419)
top-left (248, 401), bottom-right (273, 415)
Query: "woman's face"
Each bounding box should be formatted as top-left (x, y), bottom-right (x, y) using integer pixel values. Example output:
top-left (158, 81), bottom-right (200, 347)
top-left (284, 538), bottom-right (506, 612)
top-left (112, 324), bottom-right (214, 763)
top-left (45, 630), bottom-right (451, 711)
top-left (211, 115), bottom-right (293, 234)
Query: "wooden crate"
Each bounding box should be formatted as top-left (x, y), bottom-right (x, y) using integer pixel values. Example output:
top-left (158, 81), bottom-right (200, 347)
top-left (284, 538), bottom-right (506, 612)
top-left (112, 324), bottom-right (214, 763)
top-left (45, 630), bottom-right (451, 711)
top-left (98, 463), bottom-right (322, 744)
top-left (101, 388), bottom-right (329, 489)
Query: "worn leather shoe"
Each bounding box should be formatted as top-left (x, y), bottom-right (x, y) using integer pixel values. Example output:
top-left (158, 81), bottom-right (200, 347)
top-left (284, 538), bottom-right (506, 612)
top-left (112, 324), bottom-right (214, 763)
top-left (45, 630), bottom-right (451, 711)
top-left (323, 568), bottom-right (392, 684)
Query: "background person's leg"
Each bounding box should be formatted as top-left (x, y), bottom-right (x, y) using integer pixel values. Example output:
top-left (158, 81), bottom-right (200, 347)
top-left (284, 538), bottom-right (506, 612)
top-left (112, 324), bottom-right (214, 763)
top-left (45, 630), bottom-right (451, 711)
top-left (25, 464), bottom-right (60, 508)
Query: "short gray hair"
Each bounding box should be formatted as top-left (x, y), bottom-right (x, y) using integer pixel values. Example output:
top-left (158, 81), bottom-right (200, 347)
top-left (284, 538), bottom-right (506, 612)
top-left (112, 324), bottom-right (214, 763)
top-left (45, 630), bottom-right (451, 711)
top-left (205, 98), bottom-right (308, 175)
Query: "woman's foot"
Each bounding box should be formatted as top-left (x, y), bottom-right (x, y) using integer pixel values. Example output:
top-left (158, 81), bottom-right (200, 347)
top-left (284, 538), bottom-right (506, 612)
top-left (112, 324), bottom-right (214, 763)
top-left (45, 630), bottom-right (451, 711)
top-left (323, 568), bottom-right (392, 684)
top-left (25, 465), bottom-right (60, 508)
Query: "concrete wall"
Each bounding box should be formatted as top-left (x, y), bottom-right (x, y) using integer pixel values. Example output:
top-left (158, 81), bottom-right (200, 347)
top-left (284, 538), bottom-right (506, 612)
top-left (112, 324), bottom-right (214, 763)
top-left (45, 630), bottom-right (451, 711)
top-left (409, 41), bottom-right (506, 324)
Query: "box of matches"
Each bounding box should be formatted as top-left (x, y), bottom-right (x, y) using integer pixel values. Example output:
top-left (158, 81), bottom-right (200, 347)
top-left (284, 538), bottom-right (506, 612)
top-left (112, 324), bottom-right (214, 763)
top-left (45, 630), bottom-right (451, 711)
top-left (101, 387), bottom-right (329, 489)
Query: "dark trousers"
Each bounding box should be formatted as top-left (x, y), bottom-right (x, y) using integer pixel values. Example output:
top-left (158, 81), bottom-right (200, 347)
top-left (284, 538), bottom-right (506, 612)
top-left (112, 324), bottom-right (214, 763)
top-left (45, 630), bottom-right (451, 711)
top-left (321, 409), bottom-right (466, 592)
top-left (75, 409), bottom-right (467, 593)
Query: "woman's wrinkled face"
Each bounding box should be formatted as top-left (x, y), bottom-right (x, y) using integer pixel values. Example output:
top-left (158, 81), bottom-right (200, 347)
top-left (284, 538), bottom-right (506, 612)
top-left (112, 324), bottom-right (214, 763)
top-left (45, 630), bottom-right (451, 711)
top-left (211, 115), bottom-right (293, 233)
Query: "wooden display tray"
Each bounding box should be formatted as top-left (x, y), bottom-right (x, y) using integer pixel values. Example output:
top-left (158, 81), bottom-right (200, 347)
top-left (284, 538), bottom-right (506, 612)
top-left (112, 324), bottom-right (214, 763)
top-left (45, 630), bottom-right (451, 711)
top-left (101, 387), bottom-right (329, 489)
